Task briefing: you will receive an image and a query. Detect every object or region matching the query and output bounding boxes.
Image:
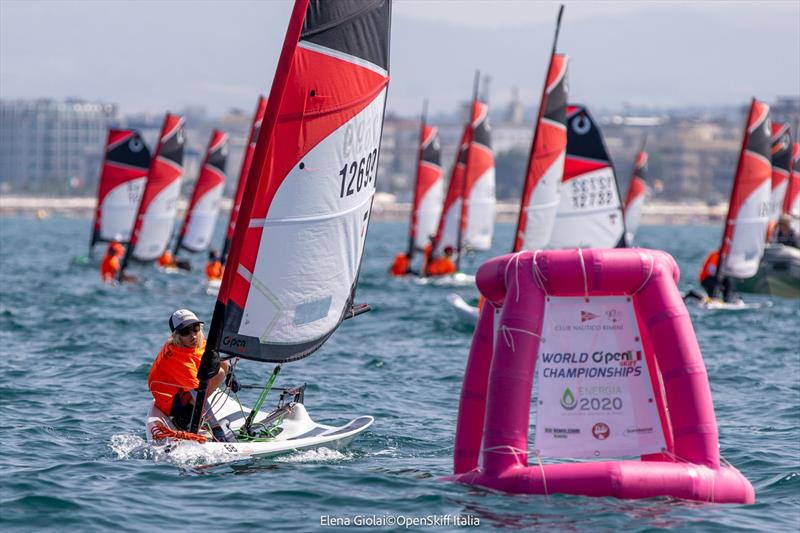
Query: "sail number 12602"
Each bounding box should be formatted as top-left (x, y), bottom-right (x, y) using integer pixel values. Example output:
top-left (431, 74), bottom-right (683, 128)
top-left (339, 149), bottom-right (378, 198)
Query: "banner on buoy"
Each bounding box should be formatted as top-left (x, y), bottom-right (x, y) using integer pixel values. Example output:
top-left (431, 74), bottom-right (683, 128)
top-left (534, 296), bottom-right (665, 458)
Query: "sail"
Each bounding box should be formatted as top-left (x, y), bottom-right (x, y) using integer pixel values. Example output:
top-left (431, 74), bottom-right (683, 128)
top-left (90, 129), bottom-right (151, 249)
top-left (548, 104), bottom-right (626, 249)
top-left (175, 130), bottom-right (229, 253)
top-left (209, 0), bottom-right (391, 363)
top-left (124, 113), bottom-right (185, 265)
top-left (784, 142), bottom-right (800, 234)
top-left (768, 123), bottom-right (791, 234)
top-left (432, 127), bottom-right (470, 257)
top-left (623, 146), bottom-right (649, 246)
top-left (221, 96), bottom-right (268, 264)
top-left (514, 54), bottom-right (569, 252)
top-left (408, 122), bottom-right (444, 254)
top-left (718, 99), bottom-right (771, 279)
top-left (462, 100), bottom-right (496, 251)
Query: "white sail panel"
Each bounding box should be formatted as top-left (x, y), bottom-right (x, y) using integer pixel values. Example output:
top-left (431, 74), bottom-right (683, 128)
top-left (623, 193), bottom-right (646, 247)
top-left (237, 90), bottom-right (387, 344)
top-left (181, 181), bottom-right (225, 252)
top-left (415, 175), bottom-right (443, 250)
top-left (520, 150), bottom-right (565, 250)
top-left (550, 166), bottom-right (624, 249)
top-left (99, 177), bottom-right (146, 241)
top-left (721, 179), bottom-right (771, 278)
top-left (464, 166), bottom-right (495, 250)
top-left (132, 179), bottom-right (181, 261)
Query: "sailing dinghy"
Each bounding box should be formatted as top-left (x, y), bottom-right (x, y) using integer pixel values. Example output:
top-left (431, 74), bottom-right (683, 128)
top-left (119, 113), bottom-right (186, 280)
top-left (173, 130), bottom-right (229, 259)
top-left (146, 0), bottom-right (391, 460)
top-left (698, 98), bottom-right (772, 309)
top-left (87, 129), bottom-right (151, 261)
top-left (623, 139), bottom-right (649, 246)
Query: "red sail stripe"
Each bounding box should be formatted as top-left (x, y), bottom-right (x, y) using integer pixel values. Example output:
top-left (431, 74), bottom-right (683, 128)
top-left (783, 142), bottom-right (800, 216)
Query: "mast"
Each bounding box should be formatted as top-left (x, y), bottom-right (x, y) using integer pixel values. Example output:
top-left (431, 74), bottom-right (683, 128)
top-left (406, 100), bottom-right (429, 260)
top-left (512, 5), bottom-right (566, 253)
top-left (190, 0), bottom-right (392, 433)
top-left (455, 70), bottom-right (480, 271)
top-left (623, 134), bottom-right (649, 246)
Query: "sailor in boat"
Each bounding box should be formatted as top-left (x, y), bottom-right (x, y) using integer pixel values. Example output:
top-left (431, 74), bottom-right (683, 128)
top-left (205, 250), bottom-right (224, 281)
top-left (156, 249), bottom-right (191, 271)
top-left (100, 241), bottom-right (136, 283)
top-left (148, 309), bottom-right (237, 442)
top-left (389, 252), bottom-right (411, 276)
top-left (426, 246), bottom-right (458, 277)
top-left (774, 214), bottom-right (799, 248)
top-left (687, 249), bottom-right (737, 303)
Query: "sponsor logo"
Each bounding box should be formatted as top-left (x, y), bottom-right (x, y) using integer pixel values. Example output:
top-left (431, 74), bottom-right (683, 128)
top-left (581, 311), bottom-right (599, 322)
top-left (560, 387), bottom-right (577, 410)
top-left (222, 336), bottom-right (247, 350)
top-left (543, 427), bottom-right (580, 439)
top-left (624, 427), bottom-right (654, 436)
top-left (605, 309), bottom-right (621, 323)
top-left (592, 422), bottom-right (610, 441)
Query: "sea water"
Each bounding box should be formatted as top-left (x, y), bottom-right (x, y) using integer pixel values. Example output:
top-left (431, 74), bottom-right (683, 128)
top-left (0, 218), bottom-right (798, 532)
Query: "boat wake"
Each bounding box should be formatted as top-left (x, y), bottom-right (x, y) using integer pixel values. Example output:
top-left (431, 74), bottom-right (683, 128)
top-left (109, 433), bottom-right (234, 467)
top-left (274, 447), bottom-right (353, 463)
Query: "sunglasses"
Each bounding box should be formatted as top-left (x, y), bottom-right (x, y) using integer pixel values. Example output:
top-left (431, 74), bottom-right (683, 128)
top-left (178, 325), bottom-right (202, 336)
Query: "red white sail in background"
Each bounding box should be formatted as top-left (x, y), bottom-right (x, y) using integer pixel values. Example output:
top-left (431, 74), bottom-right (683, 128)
top-left (90, 129), bottom-right (151, 251)
top-left (209, 0), bottom-right (391, 363)
top-left (432, 127), bottom-right (470, 257)
top-left (549, 104), bottom-right (626, 249)
top-left (408, 115), bottom-right (444, 254)
top-left (783, 142), bottom-right (800, 234)
top-left (514, 53), bottom-right (569, 252)
top-left (718, 99), bottom-right (772, 278)
top-left (623, 145), bottom-right (649, 246)
top-left (175, 130), bottom-right (229, 253)
top-left (221, 96), bottom-right (267, 264)
top-left (767, 122), bottom-right (791, 235)
top-left (461, 100), bottom-right (496, 251)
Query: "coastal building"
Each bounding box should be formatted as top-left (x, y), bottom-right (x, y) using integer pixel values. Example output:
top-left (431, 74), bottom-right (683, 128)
top-left (0, 99), bottom-right (117, 194)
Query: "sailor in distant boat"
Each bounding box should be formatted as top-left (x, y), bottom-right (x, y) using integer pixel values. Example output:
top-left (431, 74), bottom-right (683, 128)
top-left (691, 250), bottom-right (736, 302)
top-left (156, 249), bottom-right (191, 271)
top-left (148, 309), bottom-right (237, 442)
top-left (426, 246), bottom-right (458, 276)
top-left (774, 214), bottom-right (799, 248)
top-left (389, 252), bottom-right (411, 276)
top-left (205, 250), bottom-right (223, 281)
top-left (100, 241), bottom-right (136, 283)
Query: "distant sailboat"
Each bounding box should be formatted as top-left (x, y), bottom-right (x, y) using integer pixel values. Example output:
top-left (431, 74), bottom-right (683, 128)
top-left (623, 139), bottom-right (649, 246)
top-left (173, 129), bottom-right (229, 255)
top-left (221, 96), bottom-right (267, 265)
top-left (145, 0), bottom-right (392, 459)
top-left (782, 141), bottom-right (800, 234)
top-left (548, 104), bottom-right (626, 249)
top-left (119, 113), bottom-right (185, 279)
top-left (89, 129), bottom-right (151, 258)
top-left (766, 123), bottom-right (791, 240)
top-left (513, 5), bottom-right (568, 253)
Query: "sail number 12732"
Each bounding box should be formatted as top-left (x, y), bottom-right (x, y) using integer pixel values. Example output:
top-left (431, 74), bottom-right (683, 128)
top-left (339, 148), bottom-right (378, 198)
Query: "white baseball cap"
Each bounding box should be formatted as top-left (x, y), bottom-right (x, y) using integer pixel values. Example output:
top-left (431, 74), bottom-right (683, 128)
top-left (169, 309), bottom-right (204, 332)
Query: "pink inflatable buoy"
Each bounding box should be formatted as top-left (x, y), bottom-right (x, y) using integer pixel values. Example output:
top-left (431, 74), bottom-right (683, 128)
top-left (447, 248), bottom-right (754, 503)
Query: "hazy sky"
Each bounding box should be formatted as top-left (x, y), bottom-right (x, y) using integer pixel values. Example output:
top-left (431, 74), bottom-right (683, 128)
top-left (1, 0), bottom-right (798, 116)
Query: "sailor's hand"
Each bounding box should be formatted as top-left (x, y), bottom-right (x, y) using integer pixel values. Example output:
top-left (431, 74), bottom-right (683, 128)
top-left (226, 372), bottom-right (241, 393)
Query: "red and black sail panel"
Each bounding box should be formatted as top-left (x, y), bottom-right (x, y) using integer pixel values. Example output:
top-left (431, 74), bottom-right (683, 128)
top-left (513, 53), bottom-right (569, 252)
top-left (782, 141), bottom-right (800, 233)
top-left (175, 130), bottom-right (229, 254)
top-left (623, 144), bottom-right (649, 245)
top-left (718, 99), bottom-right (772, 278)
top-left (210, 0), bottom-right (391, 363)
top-left (432, 125), bottom-right (471, 257)
top-left (90, 129), bottom-right (151, 250)
top-left (767, 122), bottom-right (791, 233)
top-left (221, 95), bottom-right (268, 265)
top-left (408, 119), bottom-right (444, 255)
top-left (461, 99), bottom-right (496, 251)
top-left (121, 113), bottom-right (185, 273)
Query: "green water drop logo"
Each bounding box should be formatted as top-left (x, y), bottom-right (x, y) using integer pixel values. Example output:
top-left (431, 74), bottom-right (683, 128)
top-left (560, 387), bottom-right (577, 410)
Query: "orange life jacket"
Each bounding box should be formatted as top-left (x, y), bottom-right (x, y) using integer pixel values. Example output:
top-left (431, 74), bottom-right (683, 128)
top-left (699, 250), bottom-right (720, 283)
top-left (148, 339), bottom-right (206, 414)
top-left (205, 260), bottom-right (223, 280)
top-left (158, 251), bottom-right (175, 267)
top-left (389, 253), bottom-right (410, 276)
top-left (428, 256), bottom-right (457, 276)
top-left (100, 254), bottom-right (120, 282)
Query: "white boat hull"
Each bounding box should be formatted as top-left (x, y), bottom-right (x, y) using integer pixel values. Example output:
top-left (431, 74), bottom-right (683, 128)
top-left (146, 390), bottom-right (372, 462)
top-left (414, 272), bottom-right (475, 287)
top-left (447, 293), bottom-right (479, 325)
